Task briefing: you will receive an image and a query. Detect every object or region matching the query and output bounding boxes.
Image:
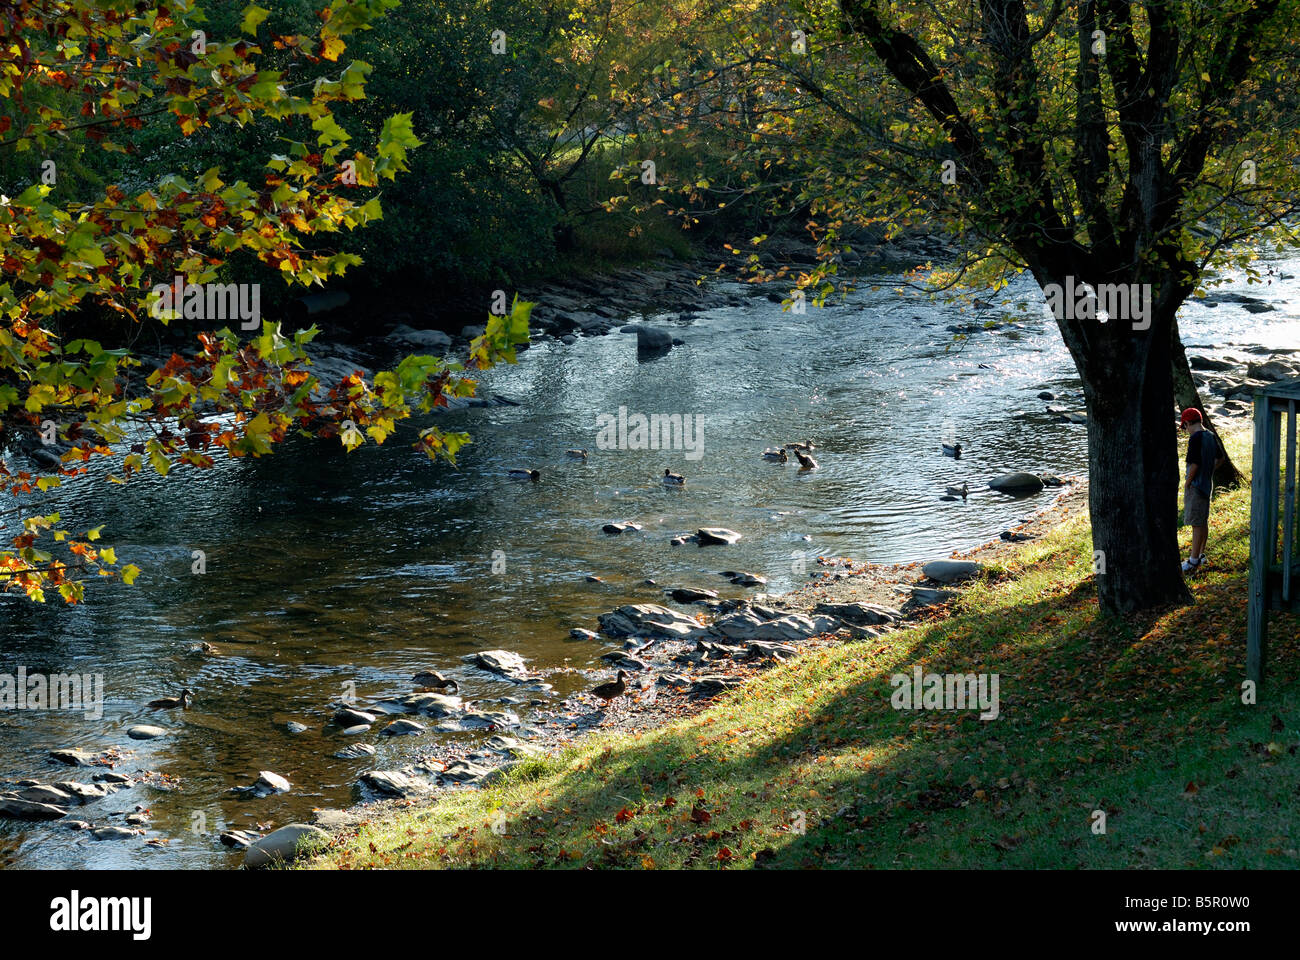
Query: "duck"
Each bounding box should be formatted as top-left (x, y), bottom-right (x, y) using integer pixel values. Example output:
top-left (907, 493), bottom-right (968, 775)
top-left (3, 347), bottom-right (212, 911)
top-left (412, 670), bottom-right (459, 692)
top-left (591, 670), bottom-right (628, 704)
top-left (762, 447), bottom-right (788, 462)
top-left (508, 468), bottom-right (540, 480)
top-left (945, 482), bottom-right (969, 499)
top-left (794, 448), bottom-right (819, 470)
top-left (566, 449), bottom-right (588, 460)
top-left (147, 689), bottom-right (193, 710)
top-left (785, 441), bottom-right (816, 453)
top-left (662, 469), bottom-right (686, 486)
top-left (942, 443), bottom-right (962, 459)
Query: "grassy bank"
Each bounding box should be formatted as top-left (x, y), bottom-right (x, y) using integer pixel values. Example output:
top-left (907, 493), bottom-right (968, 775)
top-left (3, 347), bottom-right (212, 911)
top-left (307, 428), bottom-right (1299, 869)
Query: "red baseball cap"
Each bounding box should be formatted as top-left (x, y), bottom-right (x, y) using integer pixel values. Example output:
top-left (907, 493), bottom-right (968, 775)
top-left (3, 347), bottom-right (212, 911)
top-left (1180, 408), bottom-right (1203, 425)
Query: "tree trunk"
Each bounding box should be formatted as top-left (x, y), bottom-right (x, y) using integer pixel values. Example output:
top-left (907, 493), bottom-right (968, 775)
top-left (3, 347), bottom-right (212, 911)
top-left (1170, 316), bottom-right (1244, 489)
top-left (539, 177), bottom-right (576, 252)
top-left (1052, 280), bottom-right (1193, 615)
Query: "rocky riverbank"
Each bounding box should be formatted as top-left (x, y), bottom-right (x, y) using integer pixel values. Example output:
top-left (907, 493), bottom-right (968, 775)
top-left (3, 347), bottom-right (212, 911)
top-left (247, 475), bottom-right (1091, 869)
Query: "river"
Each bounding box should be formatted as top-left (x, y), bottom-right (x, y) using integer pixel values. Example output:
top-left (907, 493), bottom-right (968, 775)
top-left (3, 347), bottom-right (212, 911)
top-left (2, 256), bottom-right (1298, 868)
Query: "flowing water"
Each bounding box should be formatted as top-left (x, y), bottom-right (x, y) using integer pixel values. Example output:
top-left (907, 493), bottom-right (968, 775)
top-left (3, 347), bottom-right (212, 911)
top-left (3, 258), bottom-right (1298, 868)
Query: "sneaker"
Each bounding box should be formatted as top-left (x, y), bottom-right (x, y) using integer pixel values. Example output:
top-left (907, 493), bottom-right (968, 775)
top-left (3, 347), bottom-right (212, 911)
top-left (1181, 556), bottom-right (1202, 573)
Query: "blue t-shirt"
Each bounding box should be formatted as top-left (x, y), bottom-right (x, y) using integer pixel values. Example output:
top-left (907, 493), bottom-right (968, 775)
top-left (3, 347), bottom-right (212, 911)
top-left (1186, 430), bottom-right (1222, 497)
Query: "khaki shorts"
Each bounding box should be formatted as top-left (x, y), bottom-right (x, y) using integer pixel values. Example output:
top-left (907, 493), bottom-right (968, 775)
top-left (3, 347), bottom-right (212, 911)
top-left (1184, 486), bottom-right (1210, 527)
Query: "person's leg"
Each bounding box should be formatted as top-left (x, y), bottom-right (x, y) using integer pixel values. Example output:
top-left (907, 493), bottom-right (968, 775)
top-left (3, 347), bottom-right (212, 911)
top-left (1191, 525), bottom-right (1208, 560)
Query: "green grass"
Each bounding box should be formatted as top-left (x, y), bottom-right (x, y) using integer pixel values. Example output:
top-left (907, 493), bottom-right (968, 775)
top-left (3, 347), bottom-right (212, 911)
top-left (307, 428), bottom-right (1300, 869)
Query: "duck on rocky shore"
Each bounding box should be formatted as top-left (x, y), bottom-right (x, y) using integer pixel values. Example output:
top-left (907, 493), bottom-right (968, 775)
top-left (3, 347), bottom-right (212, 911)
top-left (663, 469), bottom-right (686, 486)
top-left (591, 670), bottom-right (628, 705)
top-left (508, 468), bottom-right (540, 480)
top-left (147, 689), bottom-right (193, 710)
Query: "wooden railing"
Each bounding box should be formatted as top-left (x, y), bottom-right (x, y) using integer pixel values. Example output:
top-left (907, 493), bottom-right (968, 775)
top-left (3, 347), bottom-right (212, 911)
top-left (1247, 374), bottom-right (1300, 684)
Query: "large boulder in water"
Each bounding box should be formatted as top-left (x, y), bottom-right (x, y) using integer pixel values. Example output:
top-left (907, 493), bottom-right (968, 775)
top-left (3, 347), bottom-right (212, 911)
top-left (598, 603), bottom-right (700, 638)
top-left (622, 323), bottom-right (673, 356)
top-left (988, 472), bottom-right (1045, 494)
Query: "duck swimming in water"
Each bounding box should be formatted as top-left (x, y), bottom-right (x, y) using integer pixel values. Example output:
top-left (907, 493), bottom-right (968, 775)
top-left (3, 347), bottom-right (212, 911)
top-left (942, 443), bottom-right (962, 459)
top-left (412, 670), bottom-right (459, 692)
top-left (794, 449), bottom-right (819, 470)
top-left (663, 469), bottom-right (686, 486)
top-left (785, 441), bottom-right (815, 453)
top-left (147, 689), bottom-right (193, 710)
top-left (508, 468), bottom-right (540, 480)
top-left (566, 449), bottom-right (588, 460)
top-left (945, 482), bottom-right (969, 499)
top-left (762, 447), bottom-right (788, 462)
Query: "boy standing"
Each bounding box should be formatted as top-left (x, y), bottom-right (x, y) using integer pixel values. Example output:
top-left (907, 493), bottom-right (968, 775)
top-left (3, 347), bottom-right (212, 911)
top-left (1180, 408), bottom-right (1225, 573)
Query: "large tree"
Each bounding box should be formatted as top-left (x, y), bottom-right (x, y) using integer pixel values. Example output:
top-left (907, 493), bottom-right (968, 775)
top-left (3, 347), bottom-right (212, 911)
top-left (651, 0), bottom-right (1300, 613)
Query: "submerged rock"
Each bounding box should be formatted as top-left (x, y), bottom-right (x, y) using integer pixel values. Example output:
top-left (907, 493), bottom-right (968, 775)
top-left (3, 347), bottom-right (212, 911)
top-left (91, 826), bottom-right (140, 841)
top-left (333, 708), bottom-right (376, 727)
top-left (465, 649), bottom-right (534, 682)
top-left (451, 709), bottom-right (520, 731)
top-left (333, 743), bottom-right (376, 760)
top-left (601, 522), bottom-right (643, 535)
top-left (383, 718), bottom-right (426, 737)
top-left (53, 782), bottom-right (112, 804)
top-left (126, 725), bottom-right (168, 740)
top-left (220, 829), bottom-right (262, 849)
top-left (11, 785), bottom-right (72, 805)
top-left (669, 587), bottom-right (719, 603)
top-left (988, 472), bottom-right (1045, 494)
top-left (0, 797), bottom-right (68, 820)
top-left (235, 771), bottom-right (292, 797)
top-left (402, 692), bottom-right (462, 718)
top-left (49, 748), bottom-right (98, 766)
top-left (624, 323), bottom-right (673, 355)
